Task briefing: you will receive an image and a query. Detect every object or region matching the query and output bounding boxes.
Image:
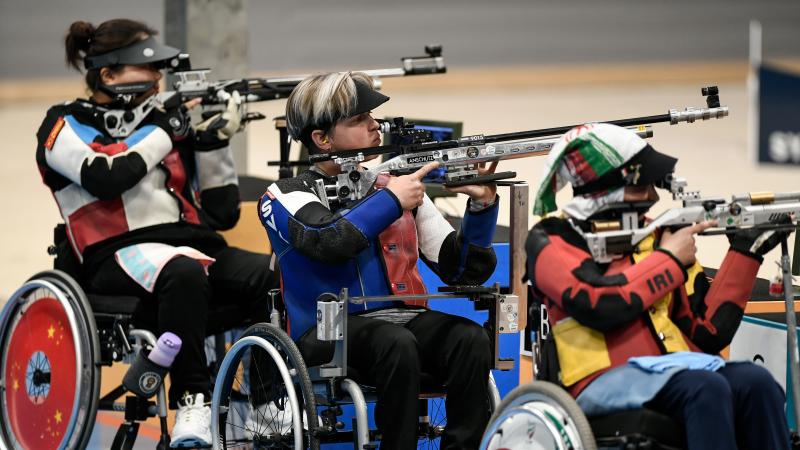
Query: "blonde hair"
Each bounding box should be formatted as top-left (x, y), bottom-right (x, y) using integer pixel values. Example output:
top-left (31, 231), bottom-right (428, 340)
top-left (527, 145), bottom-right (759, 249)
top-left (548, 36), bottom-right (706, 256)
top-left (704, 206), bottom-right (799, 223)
top-left (285, 71), bottom-right (374, 142)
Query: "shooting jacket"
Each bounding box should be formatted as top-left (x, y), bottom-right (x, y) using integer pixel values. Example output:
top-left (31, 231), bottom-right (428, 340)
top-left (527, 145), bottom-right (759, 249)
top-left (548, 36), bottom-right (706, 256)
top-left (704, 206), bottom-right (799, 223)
top-left (526, 217), bottom-right (761, 397)
top-left (259, 169), bottom-right (499, 340)
top-left (36, 99), bottom-right (239, 268)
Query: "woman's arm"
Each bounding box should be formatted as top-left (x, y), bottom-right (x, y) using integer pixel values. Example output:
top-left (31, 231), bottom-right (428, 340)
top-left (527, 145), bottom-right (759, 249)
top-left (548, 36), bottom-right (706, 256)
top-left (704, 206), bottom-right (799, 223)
top-left (37, 106), bottom-right (173, 200)
top-left (527, 219), bottom-right (687, 332)
top-left (260, 175), bottom-right (403, 264)
top-left (417, 195), bottom-right (499, 285)
top-left (672, 250), bottom-right (760, 354)
top-left (193, 142), bottom-right (240, 230)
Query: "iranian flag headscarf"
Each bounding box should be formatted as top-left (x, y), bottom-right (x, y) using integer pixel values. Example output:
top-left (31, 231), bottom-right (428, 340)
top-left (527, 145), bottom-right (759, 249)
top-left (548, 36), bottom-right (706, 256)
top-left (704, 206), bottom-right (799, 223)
top-left (533, 123), bottom-right (677, 220)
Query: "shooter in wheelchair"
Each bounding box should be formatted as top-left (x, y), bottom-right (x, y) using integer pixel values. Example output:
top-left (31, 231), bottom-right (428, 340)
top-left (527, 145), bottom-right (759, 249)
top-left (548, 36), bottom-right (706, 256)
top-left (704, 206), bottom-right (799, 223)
top-left (0, 18), bottom-right (278, 449)
top-left (482, 123), bottom-right (792, 450)
top-left (244, 71), bottom-right (503, 450)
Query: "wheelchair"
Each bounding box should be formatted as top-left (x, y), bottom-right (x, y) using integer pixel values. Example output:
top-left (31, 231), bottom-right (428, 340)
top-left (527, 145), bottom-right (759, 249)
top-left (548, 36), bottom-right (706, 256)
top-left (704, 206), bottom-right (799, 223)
top-left (209, 284), bottom-right (519, 449)
top-left (0, 226), bottom-right (257, 450)
top-left (479, 298), bottom-right (688, 450)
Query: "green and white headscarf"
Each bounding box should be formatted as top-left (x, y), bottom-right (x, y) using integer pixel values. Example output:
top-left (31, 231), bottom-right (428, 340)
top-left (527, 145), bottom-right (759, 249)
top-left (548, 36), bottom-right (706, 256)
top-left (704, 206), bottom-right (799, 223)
top-left (533, 123), bottom-right (649, 220)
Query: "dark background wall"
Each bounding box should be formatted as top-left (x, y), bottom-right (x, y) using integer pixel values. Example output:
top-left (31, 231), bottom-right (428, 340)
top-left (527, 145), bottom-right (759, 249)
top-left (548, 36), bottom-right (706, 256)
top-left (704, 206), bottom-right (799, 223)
top-left (1, 0), bottom-right (798, 79)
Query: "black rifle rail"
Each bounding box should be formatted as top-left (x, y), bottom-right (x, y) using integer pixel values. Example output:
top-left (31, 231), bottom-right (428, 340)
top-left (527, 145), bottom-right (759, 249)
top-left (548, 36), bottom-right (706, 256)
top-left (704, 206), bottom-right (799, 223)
top-left (174, 44), bottom-right (446, 106)
top-left (308, 85), bottom-right (723, 164)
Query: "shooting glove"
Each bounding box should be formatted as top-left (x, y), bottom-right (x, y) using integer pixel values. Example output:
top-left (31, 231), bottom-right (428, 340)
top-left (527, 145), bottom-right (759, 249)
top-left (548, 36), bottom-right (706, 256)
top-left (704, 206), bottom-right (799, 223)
top-left (194, 90), bottom-right (245, 149)
top-left (728, 214), bottom-right (793, 259)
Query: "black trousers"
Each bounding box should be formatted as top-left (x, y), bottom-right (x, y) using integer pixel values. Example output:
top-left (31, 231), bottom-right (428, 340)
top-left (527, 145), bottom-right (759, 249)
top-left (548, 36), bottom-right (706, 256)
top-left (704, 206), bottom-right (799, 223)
top-left (88, 246), bottom-right (275, 406)
top-left (646, 363), bottom-right (791, 450)
top-left (298, 310), bottom-right (492, 450)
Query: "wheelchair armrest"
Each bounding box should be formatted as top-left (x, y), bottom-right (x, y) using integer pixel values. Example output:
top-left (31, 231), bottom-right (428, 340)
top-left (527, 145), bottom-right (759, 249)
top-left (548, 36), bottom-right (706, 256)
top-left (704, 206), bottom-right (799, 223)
top-left (437, 285), bottom-right (495, 295)
top-left (438, 284), bottom-right (511, 310)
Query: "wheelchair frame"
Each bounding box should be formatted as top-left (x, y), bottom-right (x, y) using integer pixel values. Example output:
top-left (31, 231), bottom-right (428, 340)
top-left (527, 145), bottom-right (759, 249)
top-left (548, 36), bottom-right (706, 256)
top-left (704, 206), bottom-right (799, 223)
top-left (479, 287), bottom-right (688, 450)
top-left (211, 285), bottom-right (518, 450)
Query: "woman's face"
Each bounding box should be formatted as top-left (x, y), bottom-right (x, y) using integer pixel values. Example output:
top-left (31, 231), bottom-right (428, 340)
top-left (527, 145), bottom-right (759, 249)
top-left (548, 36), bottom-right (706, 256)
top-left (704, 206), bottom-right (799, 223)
top-left (328, 112), bottom-right (382, 153)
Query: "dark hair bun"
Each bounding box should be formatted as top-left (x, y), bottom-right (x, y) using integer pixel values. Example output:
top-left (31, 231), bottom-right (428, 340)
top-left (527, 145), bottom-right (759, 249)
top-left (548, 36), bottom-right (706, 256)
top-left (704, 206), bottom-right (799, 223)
top-left (68, 21), bottom-right (95, 50)
top-left (65, 21), bottom-right (96, 70)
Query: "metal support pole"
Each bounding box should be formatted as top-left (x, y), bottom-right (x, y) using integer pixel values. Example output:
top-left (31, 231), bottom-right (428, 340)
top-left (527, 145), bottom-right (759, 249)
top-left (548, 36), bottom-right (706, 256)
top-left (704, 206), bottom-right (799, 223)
top-left (275, 117), bottom-right (294, 179)
top-left (508, 182), bottom-right (529, 328)
top-left (747, 20), bottom-right (761, 166)
top-left (781, 237), bottom-right (800, 431)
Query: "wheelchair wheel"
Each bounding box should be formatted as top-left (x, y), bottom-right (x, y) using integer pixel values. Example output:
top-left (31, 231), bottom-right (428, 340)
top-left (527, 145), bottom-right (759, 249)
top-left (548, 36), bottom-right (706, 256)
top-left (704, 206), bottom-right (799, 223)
top-left (211, 323), bottom-right (319, 450)
top-left (0, 270), bottom-right (100, 450)
top-left (416, 373), bottom-right (500, 450)
top-left (480, 381), bottom-right (596, 450)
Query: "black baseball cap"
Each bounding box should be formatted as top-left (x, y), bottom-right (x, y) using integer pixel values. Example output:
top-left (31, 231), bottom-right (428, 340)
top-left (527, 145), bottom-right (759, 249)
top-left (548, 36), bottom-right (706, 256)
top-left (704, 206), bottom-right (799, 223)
top-left (573, 144), bottom-right (678, 196)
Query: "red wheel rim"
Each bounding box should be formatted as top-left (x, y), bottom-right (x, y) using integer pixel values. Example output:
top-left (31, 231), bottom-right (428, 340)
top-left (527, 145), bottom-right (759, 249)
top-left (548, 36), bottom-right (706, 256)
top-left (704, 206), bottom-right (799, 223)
top-left (3, 293), bottom-right (78, 450)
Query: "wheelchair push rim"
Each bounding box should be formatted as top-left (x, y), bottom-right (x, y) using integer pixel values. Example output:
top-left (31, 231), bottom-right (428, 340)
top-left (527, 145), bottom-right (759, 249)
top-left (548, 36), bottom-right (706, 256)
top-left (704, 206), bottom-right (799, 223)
top-left (212, 323), bottom-right (319, 450)
top-left (0, 274), bottom-right (99, 450)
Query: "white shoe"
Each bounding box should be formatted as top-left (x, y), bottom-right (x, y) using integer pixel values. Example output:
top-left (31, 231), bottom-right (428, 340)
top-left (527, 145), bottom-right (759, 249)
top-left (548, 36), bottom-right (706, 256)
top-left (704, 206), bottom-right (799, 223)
top-left (171, 392), bottom-right (212, 448)
top-left (244, 400), bottom-right (297, 439)
top-left (244, 399), bottom-right (323, 440)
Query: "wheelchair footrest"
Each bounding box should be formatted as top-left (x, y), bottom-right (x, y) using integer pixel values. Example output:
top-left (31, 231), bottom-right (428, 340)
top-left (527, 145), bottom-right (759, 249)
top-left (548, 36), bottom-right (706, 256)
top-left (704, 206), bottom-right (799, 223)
top-left (124, 395), bottom-right (157, 421)
top-left (590, 408), bottom-right (685, 449)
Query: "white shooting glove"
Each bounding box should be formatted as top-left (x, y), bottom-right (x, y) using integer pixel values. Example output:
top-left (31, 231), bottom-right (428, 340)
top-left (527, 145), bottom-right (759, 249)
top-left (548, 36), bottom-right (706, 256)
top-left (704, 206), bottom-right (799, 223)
top-left (195, 90), bottom-right (245, 141)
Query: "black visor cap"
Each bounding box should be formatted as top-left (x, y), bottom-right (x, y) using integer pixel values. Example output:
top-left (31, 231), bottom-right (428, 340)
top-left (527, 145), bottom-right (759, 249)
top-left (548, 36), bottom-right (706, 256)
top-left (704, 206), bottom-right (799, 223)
top-left (352, 80), bottom-right (389, 116)
top-left (635, 145), bottom-right (678, 187)
top-left (300, 79), bottom-right (390, 148)
top-left (84, 36), bottom-right (182, 70)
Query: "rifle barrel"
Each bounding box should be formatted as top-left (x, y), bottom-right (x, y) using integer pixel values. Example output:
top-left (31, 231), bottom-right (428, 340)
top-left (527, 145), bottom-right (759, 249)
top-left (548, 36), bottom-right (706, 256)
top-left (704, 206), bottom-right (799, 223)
top-left (484, 114), bottom-right (668, 143)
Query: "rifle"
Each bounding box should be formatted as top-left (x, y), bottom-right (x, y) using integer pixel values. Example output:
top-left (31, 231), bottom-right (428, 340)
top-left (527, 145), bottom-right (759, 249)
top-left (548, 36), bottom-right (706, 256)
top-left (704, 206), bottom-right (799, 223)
top-left (169, 44), bottom-right (446, 105)
top-left (307, 87), bottom-right (729, 208)
top-left (575, 176), bottom-right (800, 263)
top-left (100, 45), bottom-right (446, 138)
